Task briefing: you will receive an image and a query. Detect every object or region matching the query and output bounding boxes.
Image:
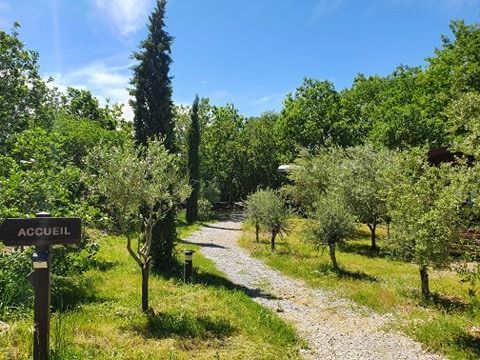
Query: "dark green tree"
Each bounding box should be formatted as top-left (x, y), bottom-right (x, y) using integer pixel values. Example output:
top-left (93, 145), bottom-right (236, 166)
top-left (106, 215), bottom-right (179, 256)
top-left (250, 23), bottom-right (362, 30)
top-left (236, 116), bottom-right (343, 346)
top-left (186, 95), bottom-right (200, 223)
top-left (129, 0), bottom-right (177, 272)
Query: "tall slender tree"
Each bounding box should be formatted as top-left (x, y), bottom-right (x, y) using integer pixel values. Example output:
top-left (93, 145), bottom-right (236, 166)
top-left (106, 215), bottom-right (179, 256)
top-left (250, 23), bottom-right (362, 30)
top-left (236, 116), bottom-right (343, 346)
top-left (186, 95), bottom-right (200, 223)
top-left (130, 0), bottom-right (177, 272)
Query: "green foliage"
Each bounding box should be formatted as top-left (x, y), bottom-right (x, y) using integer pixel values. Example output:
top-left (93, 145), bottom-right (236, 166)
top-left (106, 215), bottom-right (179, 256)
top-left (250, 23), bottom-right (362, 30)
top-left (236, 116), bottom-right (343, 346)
top-left (0, 250), bottom-right (33, 315)
top-left (0, 25), bottom-right (54, 150)
top-left (427, 20), bottom-right (480, 96)
top-left (197, 198), bottom-right (214, 221)
top-left (338, 145), bottom-right (392, 249)
top-left (276, 79), bottom-right (346, 162)
top-left (201, 104), bottom-right (246, 202)
top-left (130, 0), bottom-right (177, 273)
top-left (246, 189), bottom-right (288, 250)
top-left (383, 151), bottom-right (472, 296)
top-left (186, 95), bottom-right (201, 223)
top-left (86, 138), bottom-right (190, 310)
top-left (61, 88), bottom-right (119, 130)
top-left (130, 0), bottom-right (174, 148)
top-left (241, 112), bottom-right (283, 193)
top-left (285, 147), bottom-right (343, 214)
top-left (307, 192), bottom-right (356, 270)
top-left (446, 92), bottom-right (480, 159)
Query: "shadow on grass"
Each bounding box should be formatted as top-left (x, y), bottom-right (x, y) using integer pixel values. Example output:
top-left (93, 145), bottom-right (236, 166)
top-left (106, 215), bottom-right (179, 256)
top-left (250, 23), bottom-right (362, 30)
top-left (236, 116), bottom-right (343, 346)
top-left (94, 259), bottom-right (118, 272)
top-left (420, 292), bottom-right (469, 314)
top-left (132, 310), bottom-right (236, 340)
top-left (51, 275), bottom-right (107, 312)
top-left (316, 263), bottom-right (379, 283)
top-left (156, 257), bottom-right (279, 301)
top-left (457, 332), bottom-right (480, 358)
top-left (338, 241), bottom-right (388, 259)
top-left (202, 224), bottom-right (241, 231)
top-left (195, 271), bottom-right (279, 300)
top-left (177, 239), bottom-right (226, 249)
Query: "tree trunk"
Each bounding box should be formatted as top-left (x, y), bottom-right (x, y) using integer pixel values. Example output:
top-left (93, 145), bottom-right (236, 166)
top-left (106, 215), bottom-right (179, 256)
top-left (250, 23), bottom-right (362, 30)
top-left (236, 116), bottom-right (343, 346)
top-left (255, 223), bottom-right (259, 242)
top-left (271, 231), bottom-right (277, 251)
top-left (367, 223), bottom-right (377, 251)
top-left (328, 241), bottom-right (338, 270)
top-left (419, 265), bottom-right (430, 298)
top-left (141, 265), bottom-right (149, 312)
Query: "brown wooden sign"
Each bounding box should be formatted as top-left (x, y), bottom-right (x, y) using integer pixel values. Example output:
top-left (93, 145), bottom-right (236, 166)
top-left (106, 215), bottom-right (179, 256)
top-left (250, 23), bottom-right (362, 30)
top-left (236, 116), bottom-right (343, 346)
top-left (0, 217), bottom-right (81, 246)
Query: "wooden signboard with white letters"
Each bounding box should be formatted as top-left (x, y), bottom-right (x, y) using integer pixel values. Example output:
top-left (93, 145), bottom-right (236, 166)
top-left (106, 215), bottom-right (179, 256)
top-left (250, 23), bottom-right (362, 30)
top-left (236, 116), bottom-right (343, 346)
top-left (0, 217), bottom-right (81, 246)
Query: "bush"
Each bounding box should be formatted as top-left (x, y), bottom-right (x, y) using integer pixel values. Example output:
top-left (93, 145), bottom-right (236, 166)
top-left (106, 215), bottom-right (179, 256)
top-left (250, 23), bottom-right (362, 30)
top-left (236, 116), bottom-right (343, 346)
top-left (307, 192), bottom-right (356, 270)
top-left (246, 189), bottom-right (288, 251)
top-left (0, 250), bottom-right (33, 315)
top-left (197, 198), bottom-right (215, 221)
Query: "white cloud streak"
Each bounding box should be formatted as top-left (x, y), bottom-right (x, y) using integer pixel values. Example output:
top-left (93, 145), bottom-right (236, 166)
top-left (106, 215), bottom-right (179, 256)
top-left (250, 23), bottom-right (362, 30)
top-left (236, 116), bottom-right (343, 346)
top-left (47, 61), bottom-right (134, 121)
top-left (90, 0), bottom-right (151, 37)
top-left (311, 0), bottom-right (344, 18)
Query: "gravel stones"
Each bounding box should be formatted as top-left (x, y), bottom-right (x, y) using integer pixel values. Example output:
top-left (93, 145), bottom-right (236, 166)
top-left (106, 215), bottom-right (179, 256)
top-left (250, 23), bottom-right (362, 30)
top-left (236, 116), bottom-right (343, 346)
top-left (185, 218), bottom-right (445, 360)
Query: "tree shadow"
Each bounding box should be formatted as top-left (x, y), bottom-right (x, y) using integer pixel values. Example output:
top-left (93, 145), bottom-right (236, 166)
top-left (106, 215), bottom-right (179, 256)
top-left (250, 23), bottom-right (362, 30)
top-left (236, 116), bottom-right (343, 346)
top-left (177, 239), bottom-right (226, 249)
top-left (94, 259), bottom-right (118, 272)
top-left (194, 271), bottom-right (279, 300)
top-left (202, 224), bottom-right (241, 231)
top-left (131, 310), bottom-right (236, 340)
top-left (316, 263), bottom-right (379, 283)
top-left (51, 275), bottom-right (108, 312)
top-left (456, 332), bottom-right (480, 358)
top-left (157, 258), bottom-right (279, 301)
top-left (421, 292), bottom-right (469, 314)
top-left (338, 241), bottom-right (388, 259)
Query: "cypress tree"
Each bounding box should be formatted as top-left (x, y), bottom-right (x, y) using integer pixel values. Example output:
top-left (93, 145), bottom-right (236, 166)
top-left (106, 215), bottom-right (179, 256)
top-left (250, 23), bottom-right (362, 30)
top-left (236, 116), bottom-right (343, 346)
top-left (186, 95), bottom-right (200, 223)
top-left (130, 0), bottom-right (176, 272)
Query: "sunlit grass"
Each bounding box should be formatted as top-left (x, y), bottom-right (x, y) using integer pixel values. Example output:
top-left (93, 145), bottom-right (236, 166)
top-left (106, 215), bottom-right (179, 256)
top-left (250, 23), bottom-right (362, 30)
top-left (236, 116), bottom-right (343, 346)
top-left (0, 220), bottom-right (303, 359)
top-left (239, 217), bottom-right (480, 360)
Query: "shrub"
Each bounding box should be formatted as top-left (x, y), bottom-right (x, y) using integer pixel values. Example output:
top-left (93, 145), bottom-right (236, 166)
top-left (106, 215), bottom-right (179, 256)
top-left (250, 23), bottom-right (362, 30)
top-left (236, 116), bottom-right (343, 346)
top-left (307, 192), bottom-right (356, 270)
top-left (0, 250), bottom-right (33, 315)
top-left (246, 189), bottom-right (288, 251)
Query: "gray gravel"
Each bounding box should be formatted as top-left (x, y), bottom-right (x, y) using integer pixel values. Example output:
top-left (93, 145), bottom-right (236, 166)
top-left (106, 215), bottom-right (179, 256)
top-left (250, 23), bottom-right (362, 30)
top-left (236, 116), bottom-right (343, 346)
top-left (185, 216), bottom-right (445, 360)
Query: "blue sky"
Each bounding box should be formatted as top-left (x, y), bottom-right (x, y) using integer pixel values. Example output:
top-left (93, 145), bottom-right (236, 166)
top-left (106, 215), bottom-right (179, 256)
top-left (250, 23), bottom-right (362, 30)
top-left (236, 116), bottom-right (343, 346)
top-left (0, 0), bottom-right (479, 120)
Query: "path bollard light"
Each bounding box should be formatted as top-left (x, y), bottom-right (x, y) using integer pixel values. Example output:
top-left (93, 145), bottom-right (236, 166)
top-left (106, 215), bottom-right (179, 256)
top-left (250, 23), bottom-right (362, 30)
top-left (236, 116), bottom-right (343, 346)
top-left (184, 250), bottom-right (195, 283)
top-left (0, 211), bottom-right (81, 360)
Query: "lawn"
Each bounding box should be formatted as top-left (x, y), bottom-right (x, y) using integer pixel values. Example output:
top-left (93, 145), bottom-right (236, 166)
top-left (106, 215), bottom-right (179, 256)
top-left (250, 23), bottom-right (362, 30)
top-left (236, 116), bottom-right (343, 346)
top-left (0, 219), bottom-right (303, 359)
top-left (239, 218), bottom-right (480, 360)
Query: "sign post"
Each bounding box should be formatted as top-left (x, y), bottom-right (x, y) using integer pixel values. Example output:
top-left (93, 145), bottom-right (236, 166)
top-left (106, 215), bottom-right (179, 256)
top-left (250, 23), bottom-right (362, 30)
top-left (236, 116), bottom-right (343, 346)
top-left (0, 212), bottom-right (81, 360)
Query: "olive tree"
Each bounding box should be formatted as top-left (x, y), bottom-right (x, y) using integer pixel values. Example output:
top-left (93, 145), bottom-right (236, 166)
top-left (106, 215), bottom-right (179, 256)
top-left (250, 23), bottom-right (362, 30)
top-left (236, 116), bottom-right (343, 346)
top-left (246, 189), bottom-right (288, 250)
top-left (384, 151), bottom-right (471, 298)
top-left (339, 145), bottom-right (391, 250)
top-left (307, 192), bottom-right (356, 270)
top-left (245, 190), bottom-right (269, 242)
top-left (86, 139), bottom-right (189, 312)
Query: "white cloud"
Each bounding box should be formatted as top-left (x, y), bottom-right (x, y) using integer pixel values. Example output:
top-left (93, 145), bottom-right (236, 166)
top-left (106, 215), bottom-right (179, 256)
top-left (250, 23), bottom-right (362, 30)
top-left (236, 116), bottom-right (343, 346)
top-left (311, 0), bottom-right (344, 18)
top-left (90, 0), bottom-right (151, 37)
top-left (46, 61), bottom-right (134, 121)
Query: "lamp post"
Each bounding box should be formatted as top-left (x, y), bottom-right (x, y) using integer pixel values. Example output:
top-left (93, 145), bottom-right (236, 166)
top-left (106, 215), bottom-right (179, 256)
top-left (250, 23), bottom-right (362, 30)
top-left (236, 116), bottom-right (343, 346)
top-left (183, 250), bottom-right (195, 283)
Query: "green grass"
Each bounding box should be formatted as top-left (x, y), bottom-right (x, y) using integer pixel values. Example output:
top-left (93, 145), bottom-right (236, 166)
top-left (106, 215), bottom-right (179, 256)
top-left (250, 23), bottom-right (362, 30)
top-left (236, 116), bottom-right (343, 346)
top-left (0, 220), bottom-right (303, 359)
top-left (239, 218), bottom-right (480, 360)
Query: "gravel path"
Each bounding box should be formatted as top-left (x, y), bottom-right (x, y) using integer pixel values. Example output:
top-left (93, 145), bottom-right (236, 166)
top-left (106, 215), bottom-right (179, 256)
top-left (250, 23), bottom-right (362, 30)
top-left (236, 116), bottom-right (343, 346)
top-left (185, 216), bottom-right (445, 360)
